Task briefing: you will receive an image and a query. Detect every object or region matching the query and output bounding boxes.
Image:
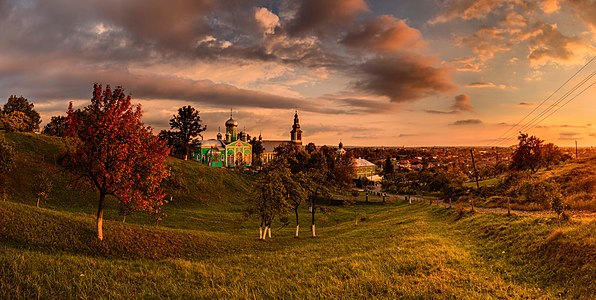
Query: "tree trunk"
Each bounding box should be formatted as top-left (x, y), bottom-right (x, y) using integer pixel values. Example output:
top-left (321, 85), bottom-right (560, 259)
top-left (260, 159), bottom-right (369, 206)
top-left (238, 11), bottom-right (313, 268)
top-left (36, 197), bottom-right (40, 208)
top-left (267, 221), bottom-right (272, 238)
top-left (311, 198), bottom-right (316, 238)
top-left (294, 206), bottom-right (300, 238)
top-left (262, 226), bottom-right (268, 240)
top-left (449, 197), bottom-right (452, 209)
top-left (259, 220), bottom-right (264, 240)
top-left (97, 192), bottom-right (106, 241)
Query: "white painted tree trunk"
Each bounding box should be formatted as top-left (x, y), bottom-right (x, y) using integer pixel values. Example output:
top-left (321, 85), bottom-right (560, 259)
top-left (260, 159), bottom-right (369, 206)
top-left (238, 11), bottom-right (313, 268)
top-left (311, 224), bottom-right (316, 237)
top-left (295, 225), bottom-right (300, 238)
top-left (267, 226), bottom-right (272, 238)
top-left (259, 226), bottom-right (263, 240)
top-left (262, 226), bottom-right (269, 240)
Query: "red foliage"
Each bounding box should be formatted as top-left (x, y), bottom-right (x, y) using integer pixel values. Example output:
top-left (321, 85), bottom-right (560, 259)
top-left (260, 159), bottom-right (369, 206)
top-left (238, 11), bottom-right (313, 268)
top-left (63, 84), bottom-right (170, 239)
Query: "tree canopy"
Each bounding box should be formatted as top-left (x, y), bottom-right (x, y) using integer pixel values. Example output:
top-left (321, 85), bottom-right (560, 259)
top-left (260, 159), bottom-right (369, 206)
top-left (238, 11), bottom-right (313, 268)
top-left (62, 84), bottom-right (170, 240)
top-left (168, 106), bottom-right (206, 160)
top-left (1, 95), bottom-right (41, 132)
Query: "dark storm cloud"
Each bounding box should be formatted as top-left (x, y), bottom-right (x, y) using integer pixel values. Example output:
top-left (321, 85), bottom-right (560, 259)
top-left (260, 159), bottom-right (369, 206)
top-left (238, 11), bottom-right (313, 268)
top-left (354, 55), bottom-right (455, 102)
top-left (450, 119), bottom-right (483, 126)
top-left (286, 0), bottom-right (369, 36)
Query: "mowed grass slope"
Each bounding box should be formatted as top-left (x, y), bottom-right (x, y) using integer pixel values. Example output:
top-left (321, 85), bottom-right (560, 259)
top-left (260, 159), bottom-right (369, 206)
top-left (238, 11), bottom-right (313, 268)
top-left (1, 132), bottom-right (595, 299)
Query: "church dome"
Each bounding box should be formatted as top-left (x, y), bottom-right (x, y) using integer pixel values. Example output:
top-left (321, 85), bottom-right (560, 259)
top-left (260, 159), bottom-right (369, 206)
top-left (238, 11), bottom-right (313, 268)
top-left (225, 117), bottom-right (238, 126)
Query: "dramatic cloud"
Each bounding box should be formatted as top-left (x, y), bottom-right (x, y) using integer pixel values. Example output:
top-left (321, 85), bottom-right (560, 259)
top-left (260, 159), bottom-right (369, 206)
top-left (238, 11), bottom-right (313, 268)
top-left (340, 16), bottom-right (425, 52)
top-left (286, 0), bottom-right (368, 35)
top-left (255, 7), bottom-right (280, 35)
top-left (527, 23), bottom-right (596, 67)
top-left (450, 119), bottom-right (483, 126)
top-left (354, 55), bottom-right (456, 102)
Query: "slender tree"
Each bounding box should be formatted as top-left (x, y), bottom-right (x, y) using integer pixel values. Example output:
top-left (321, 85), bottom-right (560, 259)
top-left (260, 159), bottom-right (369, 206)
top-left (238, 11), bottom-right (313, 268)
top-left (62, 84), bottom-right (170, 240)
top-left (249, 159), bottom-right (294, 240)
top-left (169, 106), bottom-right (206, 160)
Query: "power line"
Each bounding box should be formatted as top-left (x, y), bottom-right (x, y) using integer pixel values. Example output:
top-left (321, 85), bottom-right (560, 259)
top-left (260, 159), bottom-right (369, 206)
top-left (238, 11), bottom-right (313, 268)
top-left (514, 70), bottom-right (596, 135)
top-left (525, 79), bottom-right (596, 132)
top-left (491, 56), bottom-right (595, 146)
top-left (495, 74), bottom-right (596, 145)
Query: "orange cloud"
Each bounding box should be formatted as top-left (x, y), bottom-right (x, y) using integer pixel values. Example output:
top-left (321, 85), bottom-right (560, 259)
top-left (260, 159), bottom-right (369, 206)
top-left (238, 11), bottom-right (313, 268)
top-left (340, 16), bottom-right (425, 52)
top-left (540, 0), bottom-right (561, 14)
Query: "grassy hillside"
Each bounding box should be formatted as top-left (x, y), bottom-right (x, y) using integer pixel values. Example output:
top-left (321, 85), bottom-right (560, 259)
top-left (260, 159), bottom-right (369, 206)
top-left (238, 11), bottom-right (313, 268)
top-left (1, 132), bottom-right (254, 230)
top-left (1, 200), bottom-right (594, 299)
top-left (1, 132), bottom-right (595, 299)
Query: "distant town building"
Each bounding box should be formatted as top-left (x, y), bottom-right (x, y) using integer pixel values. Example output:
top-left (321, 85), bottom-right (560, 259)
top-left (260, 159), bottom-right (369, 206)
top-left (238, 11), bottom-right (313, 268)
top-left (353, 157), bottom-right (376, 178)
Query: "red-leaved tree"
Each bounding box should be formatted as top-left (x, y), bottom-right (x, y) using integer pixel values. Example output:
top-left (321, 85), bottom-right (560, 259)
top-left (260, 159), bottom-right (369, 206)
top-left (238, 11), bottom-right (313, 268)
top-left (63, 84), bottom-right (170, 240)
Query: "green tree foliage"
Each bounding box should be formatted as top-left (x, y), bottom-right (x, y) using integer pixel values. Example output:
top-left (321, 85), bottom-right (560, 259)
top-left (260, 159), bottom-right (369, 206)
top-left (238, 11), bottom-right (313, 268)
top-left (42, 115), bottom-right (67, 136)
top-left (158, 129), bottom-right (185, 157)
top-left (168, 106), bottom-right (206, 161)
top-left (0, 111), bottom-right (31, 132)
top-left (249, 159), bottom-right (296, 240)
top-left (62, 84), bottom-right (170, 240)
top-left (1, 96), bottom-right (41, 132)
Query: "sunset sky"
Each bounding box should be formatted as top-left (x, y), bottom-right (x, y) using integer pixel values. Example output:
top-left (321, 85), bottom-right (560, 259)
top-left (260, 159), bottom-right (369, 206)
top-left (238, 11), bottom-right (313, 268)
top-left (0, 0), bottom-right (594, 146)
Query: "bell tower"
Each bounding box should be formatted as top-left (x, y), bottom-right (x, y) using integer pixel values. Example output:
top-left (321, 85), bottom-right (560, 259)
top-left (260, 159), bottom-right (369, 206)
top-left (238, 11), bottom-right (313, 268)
top-left (290, 111), bottom-right (303, 146)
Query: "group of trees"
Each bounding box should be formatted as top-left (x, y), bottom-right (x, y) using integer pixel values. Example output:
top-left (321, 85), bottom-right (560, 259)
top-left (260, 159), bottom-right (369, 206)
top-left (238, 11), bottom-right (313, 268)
top-left (248, 144), bottom-right (355, 240)
top-left (511, 133), bottom-right (569, 173)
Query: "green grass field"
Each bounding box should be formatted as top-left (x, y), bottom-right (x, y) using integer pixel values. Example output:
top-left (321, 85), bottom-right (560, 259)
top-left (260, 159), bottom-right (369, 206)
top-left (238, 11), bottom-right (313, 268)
top-left (1, 132), bottom-right (595, 299)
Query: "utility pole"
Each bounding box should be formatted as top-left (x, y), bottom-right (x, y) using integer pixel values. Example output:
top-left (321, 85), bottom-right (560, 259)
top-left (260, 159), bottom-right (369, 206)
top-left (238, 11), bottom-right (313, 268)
top-left (575, 140), bottom-right (578, 159)
top-left (470, 149), bottom-right (479, 189)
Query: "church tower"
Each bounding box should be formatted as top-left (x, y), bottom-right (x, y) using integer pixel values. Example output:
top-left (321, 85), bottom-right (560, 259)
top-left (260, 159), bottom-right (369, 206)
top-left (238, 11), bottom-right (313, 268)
top-left (290, 111), bottom-right (303, 146)
top-left (225, 109), bottom-right (238, 143)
